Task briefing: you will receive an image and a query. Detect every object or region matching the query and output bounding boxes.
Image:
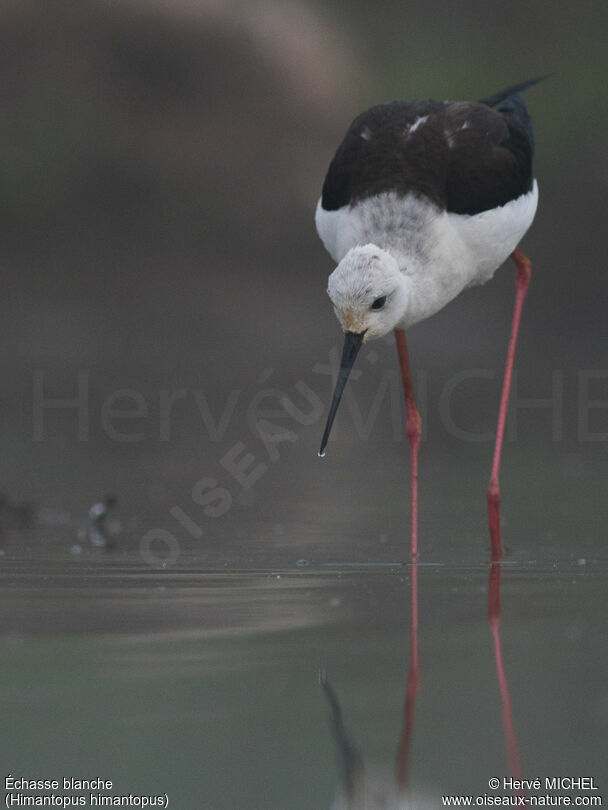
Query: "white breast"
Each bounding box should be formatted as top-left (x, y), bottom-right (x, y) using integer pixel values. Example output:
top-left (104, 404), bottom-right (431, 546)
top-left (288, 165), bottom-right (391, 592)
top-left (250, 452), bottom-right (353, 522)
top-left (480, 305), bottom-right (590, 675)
top-left (315, 191), bottom-right (441, 264)
top-left (315, 182), bottom-right (538, 327)
top-left (315, 182), bottom-right (538, 271)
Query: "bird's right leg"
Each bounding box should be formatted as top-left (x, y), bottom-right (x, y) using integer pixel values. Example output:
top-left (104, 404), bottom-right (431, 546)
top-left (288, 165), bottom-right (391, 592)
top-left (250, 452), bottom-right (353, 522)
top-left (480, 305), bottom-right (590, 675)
top-left (395, 329), bottom-right (421, 560)
top-left (487, 249), bottom-right (531, 559)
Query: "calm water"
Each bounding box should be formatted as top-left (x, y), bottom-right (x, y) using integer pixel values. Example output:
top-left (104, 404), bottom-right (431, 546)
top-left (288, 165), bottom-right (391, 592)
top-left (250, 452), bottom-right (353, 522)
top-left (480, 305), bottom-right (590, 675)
top-left (1, 536), bottom-right (607, 809)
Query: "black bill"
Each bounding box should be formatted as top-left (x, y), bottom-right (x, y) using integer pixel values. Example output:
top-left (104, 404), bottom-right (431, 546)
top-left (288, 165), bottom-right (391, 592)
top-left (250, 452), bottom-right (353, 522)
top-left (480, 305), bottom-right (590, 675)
top-left (318, 330), bottom-right (365, 457)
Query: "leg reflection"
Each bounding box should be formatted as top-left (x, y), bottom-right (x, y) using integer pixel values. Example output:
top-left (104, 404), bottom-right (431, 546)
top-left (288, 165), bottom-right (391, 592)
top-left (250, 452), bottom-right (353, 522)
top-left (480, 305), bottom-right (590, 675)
top-left (396, 559), bottom-right (420, 792)
top-left (488, 562), bottom-right (525, 797)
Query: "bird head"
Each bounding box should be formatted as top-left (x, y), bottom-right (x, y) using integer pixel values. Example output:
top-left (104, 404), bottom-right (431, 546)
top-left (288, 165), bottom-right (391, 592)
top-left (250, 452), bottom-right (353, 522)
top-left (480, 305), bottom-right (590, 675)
top-left (327, 245), bottom-right (408, 341)
top-left (319, 245), bottom-right (408, 456)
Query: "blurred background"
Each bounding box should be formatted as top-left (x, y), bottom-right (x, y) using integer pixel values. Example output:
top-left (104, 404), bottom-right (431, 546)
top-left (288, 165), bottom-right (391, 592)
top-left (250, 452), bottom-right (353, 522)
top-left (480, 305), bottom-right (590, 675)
top-left (0, 0), bottom-right (608, 565)
top-left (1, 2), bottom-right (607, 808)
top-left (0, 0), bottom-right (606, 564)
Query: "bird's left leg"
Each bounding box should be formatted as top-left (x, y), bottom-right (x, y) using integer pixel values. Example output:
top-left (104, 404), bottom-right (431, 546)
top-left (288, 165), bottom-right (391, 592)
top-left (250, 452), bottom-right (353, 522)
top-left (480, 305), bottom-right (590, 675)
top-left (487, 249), bottom-right (531, 559)
top-left (395, 329), bottom-right (421, 560)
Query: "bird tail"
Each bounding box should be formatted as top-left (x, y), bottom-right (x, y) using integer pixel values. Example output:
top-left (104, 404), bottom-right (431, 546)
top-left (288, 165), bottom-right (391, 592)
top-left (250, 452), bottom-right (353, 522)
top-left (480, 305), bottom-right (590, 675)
top-left (479, 75), bottom-right (550, 107)
top-left (479, 76), bottom-right (549, 154)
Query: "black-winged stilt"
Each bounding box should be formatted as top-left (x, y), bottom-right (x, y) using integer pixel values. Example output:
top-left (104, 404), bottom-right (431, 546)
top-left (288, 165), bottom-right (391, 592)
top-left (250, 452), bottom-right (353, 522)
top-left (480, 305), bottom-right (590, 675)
top-left (316, 78), bottom-right (545, 560)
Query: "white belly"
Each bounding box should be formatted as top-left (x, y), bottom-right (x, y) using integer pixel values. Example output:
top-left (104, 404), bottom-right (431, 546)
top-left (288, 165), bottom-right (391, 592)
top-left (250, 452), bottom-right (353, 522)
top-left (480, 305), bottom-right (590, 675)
top-left (447, 180), bottom-right (539, 286)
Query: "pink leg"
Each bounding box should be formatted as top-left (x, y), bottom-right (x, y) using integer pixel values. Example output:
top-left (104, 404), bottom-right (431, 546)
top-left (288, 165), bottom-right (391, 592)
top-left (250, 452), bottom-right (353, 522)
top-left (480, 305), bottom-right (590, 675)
top-left (487, 249), bottom-right (531, 559)
top-left (395, 329), bottom-right (421, 560)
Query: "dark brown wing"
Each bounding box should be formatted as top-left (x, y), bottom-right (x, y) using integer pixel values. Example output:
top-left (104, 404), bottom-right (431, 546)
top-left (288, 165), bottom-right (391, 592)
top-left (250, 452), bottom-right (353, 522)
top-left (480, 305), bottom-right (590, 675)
top-left (320, 87), bottom-right (537, 216)
top-left (320, 100), bottom-right (447, 211)
top-left (443, 100), bottom-right (534, 214)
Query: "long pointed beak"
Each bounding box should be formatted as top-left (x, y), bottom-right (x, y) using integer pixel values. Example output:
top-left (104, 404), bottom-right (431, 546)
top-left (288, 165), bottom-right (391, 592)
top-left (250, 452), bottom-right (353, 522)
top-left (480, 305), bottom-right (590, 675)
top-left (319, 330), bottom-right (365, 457)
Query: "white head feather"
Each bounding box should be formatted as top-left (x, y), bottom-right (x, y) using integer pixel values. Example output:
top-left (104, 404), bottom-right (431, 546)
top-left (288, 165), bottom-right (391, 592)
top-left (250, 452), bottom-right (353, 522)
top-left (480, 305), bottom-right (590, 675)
top-left (327, 244), bottom-right (409, 340)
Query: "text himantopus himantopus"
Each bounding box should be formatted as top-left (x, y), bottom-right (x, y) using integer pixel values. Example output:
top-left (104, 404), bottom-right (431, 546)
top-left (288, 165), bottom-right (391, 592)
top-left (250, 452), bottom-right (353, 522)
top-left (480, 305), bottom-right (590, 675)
top-left (316, 78), bottom-right (545, 560)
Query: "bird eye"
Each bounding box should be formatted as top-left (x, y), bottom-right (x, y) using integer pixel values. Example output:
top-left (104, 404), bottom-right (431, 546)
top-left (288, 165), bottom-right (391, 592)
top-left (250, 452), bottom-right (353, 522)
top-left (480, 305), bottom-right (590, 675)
top-left (371, 296), bottom-right (386, 310)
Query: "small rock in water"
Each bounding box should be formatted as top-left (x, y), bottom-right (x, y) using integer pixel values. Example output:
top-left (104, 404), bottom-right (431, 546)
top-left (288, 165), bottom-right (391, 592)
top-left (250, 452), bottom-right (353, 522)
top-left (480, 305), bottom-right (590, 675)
top-left (83, 496), bottom-right (120, 549)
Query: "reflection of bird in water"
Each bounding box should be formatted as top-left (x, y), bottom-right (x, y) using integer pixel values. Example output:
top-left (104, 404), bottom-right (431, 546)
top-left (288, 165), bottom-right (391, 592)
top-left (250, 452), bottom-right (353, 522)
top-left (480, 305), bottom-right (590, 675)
top-left (487, 563), bottom-right (525, 796)
top-left (321, 561), bottom-right (525, 807)
top-left (321, 557), bottom-right (423, 808)
top-left (316, 78), bottom-right (545, 560)
top-left (321, 671), bottom-right (432, 810)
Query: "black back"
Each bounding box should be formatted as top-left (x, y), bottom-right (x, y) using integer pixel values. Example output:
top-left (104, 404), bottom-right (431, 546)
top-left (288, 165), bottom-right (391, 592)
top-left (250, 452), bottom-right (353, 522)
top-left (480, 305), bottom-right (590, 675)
top-left (321, 78), bottom-right (545, 216)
